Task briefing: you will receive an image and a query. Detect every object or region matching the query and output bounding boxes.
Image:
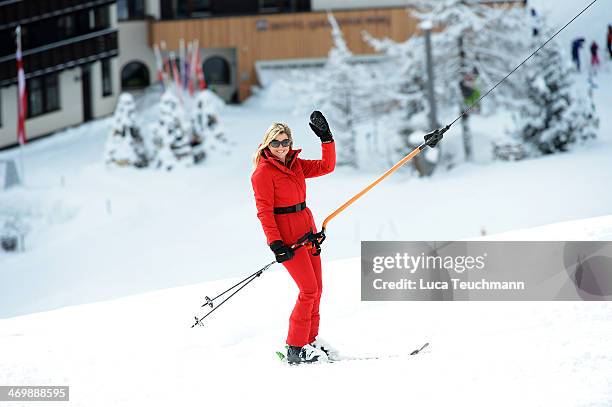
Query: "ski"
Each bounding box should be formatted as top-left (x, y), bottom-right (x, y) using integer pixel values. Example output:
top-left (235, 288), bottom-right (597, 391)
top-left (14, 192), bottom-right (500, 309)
top-left (276, 342), bottom-right (429, 365)
top-left (329, 342), bottom-right (429, 363)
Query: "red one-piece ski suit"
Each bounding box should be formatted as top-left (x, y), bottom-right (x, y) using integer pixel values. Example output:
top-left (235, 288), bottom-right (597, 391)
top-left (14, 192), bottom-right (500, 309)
top-left (251, 141), bottom-right (336, 347)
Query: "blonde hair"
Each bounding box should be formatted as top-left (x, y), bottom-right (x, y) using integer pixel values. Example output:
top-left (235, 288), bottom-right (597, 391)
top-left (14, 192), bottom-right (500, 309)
top-left (252, 122), bottom-right (293, 169)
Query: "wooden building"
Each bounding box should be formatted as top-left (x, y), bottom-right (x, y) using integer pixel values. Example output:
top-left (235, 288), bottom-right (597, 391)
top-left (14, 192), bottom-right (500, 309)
top-left (149, 7), bottom-right (421, 102)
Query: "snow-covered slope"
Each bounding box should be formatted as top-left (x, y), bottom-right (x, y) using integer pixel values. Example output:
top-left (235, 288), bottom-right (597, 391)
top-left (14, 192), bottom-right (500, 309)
top-left (1, 216), bottom-right (611, 407)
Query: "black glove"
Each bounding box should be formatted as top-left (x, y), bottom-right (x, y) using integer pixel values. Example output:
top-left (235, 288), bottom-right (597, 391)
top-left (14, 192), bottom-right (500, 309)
top-left (269, 240), bottom-right (295, 263)
top-left (309, 111), bottom-right (333, 143)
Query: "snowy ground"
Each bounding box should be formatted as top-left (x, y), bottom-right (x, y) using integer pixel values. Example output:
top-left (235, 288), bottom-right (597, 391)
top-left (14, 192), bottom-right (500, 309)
top-left (0, 218), bottom-right (611, 407)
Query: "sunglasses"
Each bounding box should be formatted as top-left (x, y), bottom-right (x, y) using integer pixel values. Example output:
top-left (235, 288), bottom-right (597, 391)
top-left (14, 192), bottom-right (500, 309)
top-left (269, 139), bottom-right (291, 148)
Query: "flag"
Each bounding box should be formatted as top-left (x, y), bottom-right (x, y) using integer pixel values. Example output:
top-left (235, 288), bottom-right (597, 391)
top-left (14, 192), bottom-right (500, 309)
top-left (188, 41), bottom-right (197, 96)
top-left (170, 52), bottom-right (182, 89)
top-left (185, 41), bottom-right (192, 92)
top-left (16, 25), bottom-right (27, 145)
top-left (161, 41), bottom-right (172, 90)
top-left (195, 46), bottom-right (207, 90)
top-left (153, 43), bottom-right (165, 91)
top-left (179, 39), bottom-right (186, 90)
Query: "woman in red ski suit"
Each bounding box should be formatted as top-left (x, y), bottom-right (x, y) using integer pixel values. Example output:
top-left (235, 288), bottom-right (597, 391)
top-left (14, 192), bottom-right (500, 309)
top-left (251, 113), bottom-right (335, 354)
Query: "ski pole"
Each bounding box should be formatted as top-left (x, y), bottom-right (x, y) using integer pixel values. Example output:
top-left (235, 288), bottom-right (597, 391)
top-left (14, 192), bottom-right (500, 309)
top-left (191, 233), bottom-right (316, 328)
top-left (191, 262), bottom-right (273, 328)
top-left (199, 260), bottom-right (276, 309)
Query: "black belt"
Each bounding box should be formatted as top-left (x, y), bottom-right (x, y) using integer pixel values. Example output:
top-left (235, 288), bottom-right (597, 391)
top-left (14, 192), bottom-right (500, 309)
top-left (274, 201), bottom-right (306, 214)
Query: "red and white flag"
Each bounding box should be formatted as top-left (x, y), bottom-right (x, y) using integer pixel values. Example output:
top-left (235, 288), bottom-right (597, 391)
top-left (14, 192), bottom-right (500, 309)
top-left (16, 25), bottom-right (27, 145)
top-left (169, 52), bottom-right (182, 89)
top-left (195, 46), bottom-right (207, 90)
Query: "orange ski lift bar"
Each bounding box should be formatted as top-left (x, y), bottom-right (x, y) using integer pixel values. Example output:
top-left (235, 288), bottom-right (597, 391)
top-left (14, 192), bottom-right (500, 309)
top-left (319, 126), bottom-right (448, 238)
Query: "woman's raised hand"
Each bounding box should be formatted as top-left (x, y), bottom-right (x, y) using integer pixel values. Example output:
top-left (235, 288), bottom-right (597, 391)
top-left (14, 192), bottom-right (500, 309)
top-left (309, 111), bottom-right (334, 143)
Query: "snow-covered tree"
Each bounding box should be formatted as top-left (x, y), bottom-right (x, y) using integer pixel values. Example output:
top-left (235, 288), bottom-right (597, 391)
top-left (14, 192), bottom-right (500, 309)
top-left (363, 27), bottom-right (427, 119)
top-left (410, 0), bottom-right (531, 109)
top-left (366, 1), bottom-right (532, 162)
top-left (509, 22), bottom-right (598, 154)
top-left (104, 93), bottom-right (148, 168)
top-left (290, 13), bottom-right (403, 168)
top-left (151, 91), bottom-right (194, 170)
top-left (293, 13), bottom-right (360, 167)
top-left (191, 89), bottom-right (229, 161)
top-left (363, 30), bottom-right (435, 174)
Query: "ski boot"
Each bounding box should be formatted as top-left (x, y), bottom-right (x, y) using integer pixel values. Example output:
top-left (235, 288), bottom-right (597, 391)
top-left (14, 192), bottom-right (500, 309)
top-left (286, 344), bottom-right (328, 365)
top-left (310, 337), bottom-right (340, 361)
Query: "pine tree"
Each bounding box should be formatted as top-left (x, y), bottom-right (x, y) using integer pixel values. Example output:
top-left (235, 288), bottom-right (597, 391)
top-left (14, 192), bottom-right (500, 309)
top-left (363, 31), bottom-right (432, 174)
top-left (411, 0), bottom-right (530, 108)
top-left (367, 1), bottom-right (531, 162)
top-left (191, 89), bottom-right (229, 162)
top-left (291, 13), bottom-right (394, 168)
top-left (151, 91), bottom-right (194, 170)
top-left (510, 22), bottom-right (599, 154)
top-left (104, 93), bottom-right (148, 168)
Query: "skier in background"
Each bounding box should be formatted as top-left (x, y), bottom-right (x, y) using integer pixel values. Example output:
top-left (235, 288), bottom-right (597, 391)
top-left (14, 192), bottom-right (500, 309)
top-left (530, 8), bottom-right (540, 37)
top-left (251, 112), bottom-right (338, 364)
top-left (590, 41), bottom-right (600, 71)
top-left (571, 37), bottom-right (585, 71)
top-left (460, 68), bottom-right (481, 113)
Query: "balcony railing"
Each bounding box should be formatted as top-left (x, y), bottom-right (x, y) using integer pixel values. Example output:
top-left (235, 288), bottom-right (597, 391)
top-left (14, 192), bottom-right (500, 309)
top-left (0, 28), bottom-right (118, 86)
top-left (0, 0), bottom-right (116, 30)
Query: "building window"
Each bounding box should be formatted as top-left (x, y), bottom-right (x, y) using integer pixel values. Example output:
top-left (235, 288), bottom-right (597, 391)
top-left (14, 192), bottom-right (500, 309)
top-left (162, 0), bottom-right (209, 18)
top-left (6, 6), bottom-right (118, 55)
top-left (177, 0), bottom-right (212, 18)
top-left (94, 6), bottom-right (111, 30)
top-left (118, 0), bottom-right (145, 21)
top-left (191, 0), bottom-right (213, 16)
top-left (121, 61), bottom-right (150, 89)
top-left (75, 10), bottom-right (92, 34)
top-left (203, 56), bottom-right (231, 85)
top-left (160, 0), bottom-right (175, 19)
top-left (57, 14), bottom-right (76, 38)
top-left (27, 74), bottom-right (60, 118)
top-left (102, 59), bottom-right (113, 96)
top-left (260, 0), bottom-right (292, 13)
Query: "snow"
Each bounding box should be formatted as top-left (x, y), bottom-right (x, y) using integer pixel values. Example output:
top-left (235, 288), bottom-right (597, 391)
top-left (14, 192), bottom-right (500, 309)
top-left (0, 217), bottom-right (611, 406)
top-left (0, 2), bottom-right (611, 405)
top-left (418, 19), bottom-right (433, 30)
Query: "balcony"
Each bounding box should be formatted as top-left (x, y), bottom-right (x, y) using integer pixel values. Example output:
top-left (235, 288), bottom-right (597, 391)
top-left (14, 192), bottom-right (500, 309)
top-left (0, 28), bottom-right (118, 86)
top-left (0, 0), bottom-right (116, 30)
